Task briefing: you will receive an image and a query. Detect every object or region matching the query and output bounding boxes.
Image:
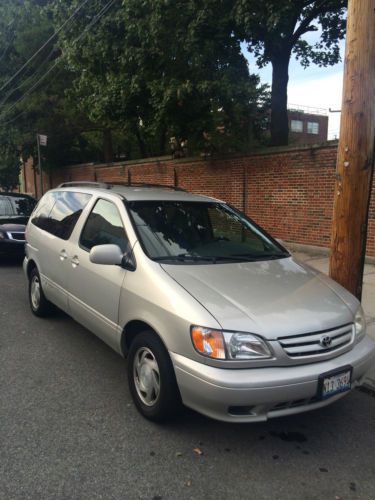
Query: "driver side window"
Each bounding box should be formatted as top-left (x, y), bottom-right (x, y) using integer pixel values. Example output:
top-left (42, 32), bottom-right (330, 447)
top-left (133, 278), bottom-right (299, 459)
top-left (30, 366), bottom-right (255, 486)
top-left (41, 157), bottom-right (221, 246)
top-left (80, 199), bottom-right (128, 252)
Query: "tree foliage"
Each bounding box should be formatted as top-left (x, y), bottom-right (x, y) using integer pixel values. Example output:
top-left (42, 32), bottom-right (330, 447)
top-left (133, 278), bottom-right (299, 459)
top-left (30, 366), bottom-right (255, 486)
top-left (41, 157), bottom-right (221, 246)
top-left (234, 0), bottom-right (347, 145)
top-left (0, 128), bottom-right (22, 190)
top-left (0, 0), bottom-right (100, 184)
top-left (0, 0), bottom-right (347, 179)
top-left (52, 0), bottom-right (269, 157)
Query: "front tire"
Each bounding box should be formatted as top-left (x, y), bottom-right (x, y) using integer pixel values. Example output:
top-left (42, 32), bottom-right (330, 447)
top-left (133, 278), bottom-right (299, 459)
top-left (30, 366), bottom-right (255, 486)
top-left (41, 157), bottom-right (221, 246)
top-left (127, 331), bottom-right (182, 422)
top-left (29, 268), bottom-right (54, 317)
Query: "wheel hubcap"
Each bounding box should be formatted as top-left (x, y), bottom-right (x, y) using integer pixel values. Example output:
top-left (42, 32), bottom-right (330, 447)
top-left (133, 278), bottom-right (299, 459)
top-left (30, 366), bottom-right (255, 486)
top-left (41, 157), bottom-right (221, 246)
top-left (133, 347), bottom-right (160, 406)
top-left (30, 276), bottom-right (41, 310)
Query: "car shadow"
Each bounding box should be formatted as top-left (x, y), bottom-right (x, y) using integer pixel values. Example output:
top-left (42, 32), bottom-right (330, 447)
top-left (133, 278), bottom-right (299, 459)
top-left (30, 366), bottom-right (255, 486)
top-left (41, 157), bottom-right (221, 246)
top-left (0, 254), bottom-right (25, 266)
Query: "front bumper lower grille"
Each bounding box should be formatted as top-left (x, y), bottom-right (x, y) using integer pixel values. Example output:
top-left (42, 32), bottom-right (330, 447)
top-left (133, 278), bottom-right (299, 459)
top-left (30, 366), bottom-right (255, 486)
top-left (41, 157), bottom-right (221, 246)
top-left (6, 231), bottom-right (25, 241)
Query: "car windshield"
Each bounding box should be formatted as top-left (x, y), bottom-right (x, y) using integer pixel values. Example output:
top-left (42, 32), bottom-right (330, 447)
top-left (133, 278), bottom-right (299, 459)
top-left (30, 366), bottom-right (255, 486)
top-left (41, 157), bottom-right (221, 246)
top-left (127, 201), bottom-right (289, 263)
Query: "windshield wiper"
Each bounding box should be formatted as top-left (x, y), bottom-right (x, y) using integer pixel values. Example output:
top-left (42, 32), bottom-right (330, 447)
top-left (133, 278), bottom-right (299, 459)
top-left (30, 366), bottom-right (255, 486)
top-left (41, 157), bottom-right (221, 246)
top-left (154, 254), bottom-right (249, 263)
top-left (154, 252), bottom-right (289, 263)
top-left (154, 254), bottom-right (215, 262)
top-left (231, 252), bottom-right (289, 261)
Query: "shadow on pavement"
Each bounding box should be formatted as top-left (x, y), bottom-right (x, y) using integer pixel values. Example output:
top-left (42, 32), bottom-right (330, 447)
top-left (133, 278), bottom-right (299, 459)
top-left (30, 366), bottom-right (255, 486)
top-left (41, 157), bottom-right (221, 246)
top-left (0, 254), bottom-right (25, 267)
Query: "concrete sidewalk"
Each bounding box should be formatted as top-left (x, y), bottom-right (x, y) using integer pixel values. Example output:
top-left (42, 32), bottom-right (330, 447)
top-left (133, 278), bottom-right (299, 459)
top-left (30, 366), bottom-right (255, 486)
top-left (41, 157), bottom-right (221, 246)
top-left (294, 249), bottom-right (375, 389)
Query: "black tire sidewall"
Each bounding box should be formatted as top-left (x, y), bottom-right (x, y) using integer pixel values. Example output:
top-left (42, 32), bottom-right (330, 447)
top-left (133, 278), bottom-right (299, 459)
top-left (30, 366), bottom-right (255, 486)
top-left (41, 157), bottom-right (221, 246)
top-left (127, 331), bottom-right (181, 422)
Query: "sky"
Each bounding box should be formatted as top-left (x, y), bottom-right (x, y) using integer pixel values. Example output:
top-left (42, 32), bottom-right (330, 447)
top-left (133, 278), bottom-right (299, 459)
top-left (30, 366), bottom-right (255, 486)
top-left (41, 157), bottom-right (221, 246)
top-left (242, 38), bottom-right (345, 140)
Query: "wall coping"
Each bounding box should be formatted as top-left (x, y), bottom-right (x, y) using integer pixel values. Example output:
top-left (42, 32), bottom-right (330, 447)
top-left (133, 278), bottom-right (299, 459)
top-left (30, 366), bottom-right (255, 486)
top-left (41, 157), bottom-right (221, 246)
top-left (284, 241), bottom-right (375, 264)
top-left (61, 141), bottom-right (339, 171)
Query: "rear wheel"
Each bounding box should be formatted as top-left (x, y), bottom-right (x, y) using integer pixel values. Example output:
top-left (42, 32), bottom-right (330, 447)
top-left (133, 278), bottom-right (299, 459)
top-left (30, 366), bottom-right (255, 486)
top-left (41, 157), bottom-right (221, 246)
top-left (29, 267), bottom-right (54, 317)
top-left (127, 331), bottom-right (182, 422)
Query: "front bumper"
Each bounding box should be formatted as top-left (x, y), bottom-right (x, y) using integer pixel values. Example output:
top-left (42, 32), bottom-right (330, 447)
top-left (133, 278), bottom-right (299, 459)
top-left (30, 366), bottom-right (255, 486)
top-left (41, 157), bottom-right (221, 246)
top-left (171, 335), bottom-right (375, 422)
top-left (0, 239), bottom-right (25, 255)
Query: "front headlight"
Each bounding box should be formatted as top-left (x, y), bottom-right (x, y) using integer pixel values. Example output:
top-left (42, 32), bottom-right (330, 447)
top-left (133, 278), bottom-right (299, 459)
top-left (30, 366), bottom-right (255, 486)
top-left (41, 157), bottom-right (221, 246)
top-left (354, 305), bottom-right (366, 342)
top-left (191, 326), bottom-right (272, 360)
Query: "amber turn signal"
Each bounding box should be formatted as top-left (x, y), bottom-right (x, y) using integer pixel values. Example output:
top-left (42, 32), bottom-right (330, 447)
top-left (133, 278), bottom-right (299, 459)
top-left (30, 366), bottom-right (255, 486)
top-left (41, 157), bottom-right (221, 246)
top-left (191, 326), bottom-right (226, 359)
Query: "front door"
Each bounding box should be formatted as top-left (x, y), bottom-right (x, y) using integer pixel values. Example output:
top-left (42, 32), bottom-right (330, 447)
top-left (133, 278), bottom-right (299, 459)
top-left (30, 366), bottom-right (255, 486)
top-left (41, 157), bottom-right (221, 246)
top-left (66, 198), bottom-right (128, 352)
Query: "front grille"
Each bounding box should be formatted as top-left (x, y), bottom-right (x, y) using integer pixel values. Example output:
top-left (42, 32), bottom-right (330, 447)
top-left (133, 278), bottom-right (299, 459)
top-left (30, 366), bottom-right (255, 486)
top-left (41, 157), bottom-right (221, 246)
top-left (278, 323), bottom-right (354, 358)
top-left (7, 231), bottom-right (25, 241)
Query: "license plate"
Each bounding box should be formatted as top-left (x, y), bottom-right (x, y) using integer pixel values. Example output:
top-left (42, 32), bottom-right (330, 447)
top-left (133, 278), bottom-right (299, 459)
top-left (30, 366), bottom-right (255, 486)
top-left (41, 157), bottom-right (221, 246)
top-left (318, 366), bottom-right (352, 399)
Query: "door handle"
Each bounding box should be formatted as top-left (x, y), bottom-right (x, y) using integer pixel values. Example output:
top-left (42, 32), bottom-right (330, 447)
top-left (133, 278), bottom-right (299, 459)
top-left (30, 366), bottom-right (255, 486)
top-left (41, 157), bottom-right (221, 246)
top-left (71, 256), bottom-right (79, 268)
top-left (59, 250), bottom-right (68, 261)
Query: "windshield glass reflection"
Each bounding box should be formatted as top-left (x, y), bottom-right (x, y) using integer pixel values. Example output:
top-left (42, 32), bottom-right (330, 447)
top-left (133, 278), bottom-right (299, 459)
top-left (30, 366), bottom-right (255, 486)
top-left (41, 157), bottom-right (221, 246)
top-left (128, 201), bottom-right (289, 264)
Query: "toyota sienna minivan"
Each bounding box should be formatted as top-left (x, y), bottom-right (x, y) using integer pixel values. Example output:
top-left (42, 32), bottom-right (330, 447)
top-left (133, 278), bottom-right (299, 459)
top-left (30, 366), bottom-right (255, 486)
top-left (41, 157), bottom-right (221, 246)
top-left (24, 182), bottom-right (375, 422)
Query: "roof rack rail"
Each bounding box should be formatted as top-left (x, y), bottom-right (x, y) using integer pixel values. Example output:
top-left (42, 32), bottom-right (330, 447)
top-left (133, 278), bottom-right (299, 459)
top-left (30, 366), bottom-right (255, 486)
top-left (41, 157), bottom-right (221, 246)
top-left (107, 182), bottom-right (186, 192)
top-left (58, 181), bottom-right (108, 189)
top-left (57, 181), bottom-right (186, 192)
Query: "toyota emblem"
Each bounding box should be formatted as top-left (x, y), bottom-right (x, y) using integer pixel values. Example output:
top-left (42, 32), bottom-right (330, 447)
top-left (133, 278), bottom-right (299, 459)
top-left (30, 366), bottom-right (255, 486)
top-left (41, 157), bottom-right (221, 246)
top-left (320, 335), bottom-right (332, 348)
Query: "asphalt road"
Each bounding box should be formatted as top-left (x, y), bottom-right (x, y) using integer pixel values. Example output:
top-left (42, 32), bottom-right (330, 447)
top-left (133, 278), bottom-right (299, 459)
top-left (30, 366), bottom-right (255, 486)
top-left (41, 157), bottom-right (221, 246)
top-left (1, 257), bottom-right (375, 500)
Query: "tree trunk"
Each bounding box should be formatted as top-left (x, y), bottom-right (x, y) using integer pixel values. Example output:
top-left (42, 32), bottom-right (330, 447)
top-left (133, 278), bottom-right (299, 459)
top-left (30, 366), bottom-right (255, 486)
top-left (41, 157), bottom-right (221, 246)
top-left (270, 54), bottom-right (290, 146)
top-left (329, 0), bottom-right (375, 299)
top-left (103, 129), bottom-right (114, 163)
top-left (135, 127), bottom-right (147, 158)
top-left (158, 125), bottom-right (167, 156)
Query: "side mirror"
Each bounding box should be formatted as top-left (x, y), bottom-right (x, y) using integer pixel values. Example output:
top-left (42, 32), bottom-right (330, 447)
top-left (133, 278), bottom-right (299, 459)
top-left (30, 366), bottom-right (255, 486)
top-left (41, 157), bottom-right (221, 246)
top-left (89, 244), bottom-right (123, 266)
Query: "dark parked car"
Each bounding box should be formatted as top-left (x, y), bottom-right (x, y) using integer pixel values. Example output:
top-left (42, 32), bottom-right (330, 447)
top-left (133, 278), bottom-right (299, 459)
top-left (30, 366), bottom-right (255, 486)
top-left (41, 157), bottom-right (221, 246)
top-left (0, 193), bottom-right (37, 255)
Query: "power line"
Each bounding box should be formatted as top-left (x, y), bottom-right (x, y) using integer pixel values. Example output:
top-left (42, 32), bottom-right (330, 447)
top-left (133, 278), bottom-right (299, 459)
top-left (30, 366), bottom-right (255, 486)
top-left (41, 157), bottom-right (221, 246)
top-left (0, 20), bottom-right (15, 64)
top-left (0, 108), bottom-right (30, 127)
top-left (0, 0), bottom-right (91, 95)
top-left (0, 0), bottom-right (118, 126)
top-left (0, 60), bottom-right (60, 119)
top-left (0, 65), bottom-right (65, 127)
top-left (1, 0), bottom-right (100, 108)
top-left (0, 46), bottom-right (59, 108)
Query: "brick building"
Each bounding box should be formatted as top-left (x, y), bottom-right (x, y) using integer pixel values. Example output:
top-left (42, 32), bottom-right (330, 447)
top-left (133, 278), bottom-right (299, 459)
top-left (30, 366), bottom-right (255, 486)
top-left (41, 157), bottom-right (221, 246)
top-left (288, 105), bottom-right (329, 145)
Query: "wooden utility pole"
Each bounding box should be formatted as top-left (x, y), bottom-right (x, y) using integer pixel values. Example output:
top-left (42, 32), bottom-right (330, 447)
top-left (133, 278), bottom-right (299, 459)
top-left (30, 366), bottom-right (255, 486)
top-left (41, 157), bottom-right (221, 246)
top-left (329, 0), bottom-right (375, 299)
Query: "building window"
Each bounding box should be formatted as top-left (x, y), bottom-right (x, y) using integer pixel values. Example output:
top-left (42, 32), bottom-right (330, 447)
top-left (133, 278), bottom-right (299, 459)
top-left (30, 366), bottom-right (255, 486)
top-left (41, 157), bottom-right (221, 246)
top-left (307, 121), bottom-right (319, 134)
top-left (290, 120), bottom-right (303, 133)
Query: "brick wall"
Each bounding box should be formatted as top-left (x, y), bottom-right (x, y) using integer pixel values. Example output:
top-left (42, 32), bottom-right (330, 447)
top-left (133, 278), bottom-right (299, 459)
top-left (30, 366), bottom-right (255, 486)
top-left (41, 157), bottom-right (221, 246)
top-left (41, 142), bottom-right (375, 256)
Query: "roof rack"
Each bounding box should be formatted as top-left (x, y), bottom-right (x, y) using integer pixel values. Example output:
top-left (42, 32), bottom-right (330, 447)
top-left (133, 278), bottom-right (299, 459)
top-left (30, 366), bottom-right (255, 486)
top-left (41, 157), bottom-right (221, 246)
top-left (57, 181), bottom-right (186, 192)
top-left (58, 181), bottom-right (108, 189)
top-left (107, 182), bottom-right (186, 192)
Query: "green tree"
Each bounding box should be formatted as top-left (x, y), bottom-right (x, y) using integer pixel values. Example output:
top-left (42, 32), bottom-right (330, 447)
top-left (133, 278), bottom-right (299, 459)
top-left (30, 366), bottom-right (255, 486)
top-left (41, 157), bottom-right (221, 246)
top-left (234, 0), bottom-right (346, 146)
top-left (0, 0), bottom-right (270, 183)
top-left (0, 128), bottom-right (21, 190)
top-left (53, 0), bottom-right (269, 157)
top-left (0, 0), bottom-right (102, 178)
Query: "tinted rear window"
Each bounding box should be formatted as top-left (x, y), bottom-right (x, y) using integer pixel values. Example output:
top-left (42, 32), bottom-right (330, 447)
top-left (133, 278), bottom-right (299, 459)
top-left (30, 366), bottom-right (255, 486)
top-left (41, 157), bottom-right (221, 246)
top-left (31, 191), bottom-right (92, 240)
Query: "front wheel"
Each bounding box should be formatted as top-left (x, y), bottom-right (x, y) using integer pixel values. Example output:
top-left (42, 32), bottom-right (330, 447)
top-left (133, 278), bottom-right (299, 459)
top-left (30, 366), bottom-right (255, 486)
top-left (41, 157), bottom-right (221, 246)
top-left (127, 331), bottom-right (182, 422)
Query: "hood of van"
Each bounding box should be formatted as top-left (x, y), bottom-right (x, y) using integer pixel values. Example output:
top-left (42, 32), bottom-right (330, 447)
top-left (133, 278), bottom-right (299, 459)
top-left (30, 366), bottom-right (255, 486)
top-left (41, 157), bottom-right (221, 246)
top-left (162, 257), bottom-right (356, 339)
top-left (0, 223), bottom-right (26, 231)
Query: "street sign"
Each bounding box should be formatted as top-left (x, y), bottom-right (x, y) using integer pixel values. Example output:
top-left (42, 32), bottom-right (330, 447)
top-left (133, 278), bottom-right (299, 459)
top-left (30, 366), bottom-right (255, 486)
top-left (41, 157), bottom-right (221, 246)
top-left (38, 134), bottom-right (48, 146)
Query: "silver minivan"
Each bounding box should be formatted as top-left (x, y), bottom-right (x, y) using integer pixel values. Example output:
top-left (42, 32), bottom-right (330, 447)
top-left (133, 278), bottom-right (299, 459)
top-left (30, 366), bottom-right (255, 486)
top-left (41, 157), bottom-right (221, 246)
top-left (24, 182), bottom-right (375, 422)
